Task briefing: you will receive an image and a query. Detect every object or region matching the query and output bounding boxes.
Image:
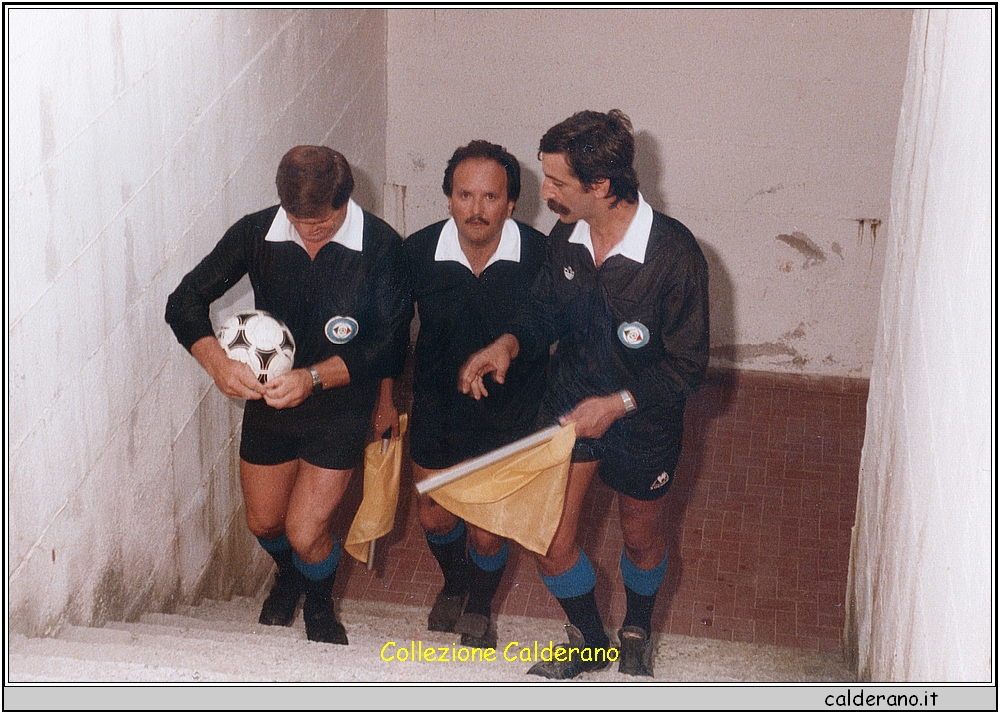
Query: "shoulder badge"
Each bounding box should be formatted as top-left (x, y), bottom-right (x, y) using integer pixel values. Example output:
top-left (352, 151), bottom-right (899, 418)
top-left (617, 321), bottom-right (650, 349)
top-left (325, 316), bottom-right (359, 344)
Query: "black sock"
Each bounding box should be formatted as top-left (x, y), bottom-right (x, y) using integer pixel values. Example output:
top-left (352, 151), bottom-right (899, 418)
top-left (556, 589), bottom-right (610, 649)
top-left (425, 522), bottom-right (469, 596)
top-left (622, 585), bottom-right (658, 634)
top-left (464, 542), bottom-right (508, 617)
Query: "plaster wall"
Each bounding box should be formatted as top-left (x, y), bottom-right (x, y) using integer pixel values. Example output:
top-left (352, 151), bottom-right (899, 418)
top-left (7, 8), bottom-right (388, 635)
top-left (385, 8), bottom-right (912, 377)
top-left (846, 9), bottom-right (993, 681)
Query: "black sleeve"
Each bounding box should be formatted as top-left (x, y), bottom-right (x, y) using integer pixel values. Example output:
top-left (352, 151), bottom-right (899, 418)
top-left (164, 215), bottom-right (257, 352)
top-left (337, 222), bottom-right (412, 384)
top-left (625, 242), bottom-right (710, 410)
top-left (510, 232), bottom-right (567, 362)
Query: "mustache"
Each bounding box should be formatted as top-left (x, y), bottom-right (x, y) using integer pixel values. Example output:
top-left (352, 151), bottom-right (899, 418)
top-left (464, 216), bottom-right (490, 226)
top-left (546, 199), bottom-right (570, 216)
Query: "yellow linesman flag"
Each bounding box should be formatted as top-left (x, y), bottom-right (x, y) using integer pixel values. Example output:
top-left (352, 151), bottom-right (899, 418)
top-left (429, 423), bottom-right (576, 556)
top-left (345, 414), bottom-right (408, 563)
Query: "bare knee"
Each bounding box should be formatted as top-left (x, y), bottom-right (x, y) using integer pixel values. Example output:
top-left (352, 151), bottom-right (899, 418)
top-left (418, 494), bottom-right (459, 535)
top-left (536, 538), bottom-right (580, 577)
top-left (284, 514), bottom-right (336, 563)
top-left (245, 511), bottom-right (286, 541)
top-left (467, 526), bottom-right (504, 557)
top-left (620, 499), bottom-right (667, 567)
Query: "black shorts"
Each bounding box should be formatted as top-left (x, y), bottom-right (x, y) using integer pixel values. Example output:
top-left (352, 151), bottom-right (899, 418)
top-left (409, 418), bottom-right (534, 471)
top-left (239, 394), bottom-right (370, 471)
top-left (569, 403), bottom-right (686, 501)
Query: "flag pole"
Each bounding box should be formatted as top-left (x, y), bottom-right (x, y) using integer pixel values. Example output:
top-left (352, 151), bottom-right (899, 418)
top-left (415, 424), bottom-right (563, 496)
top-left (367, 427), bottom-right (394, 571)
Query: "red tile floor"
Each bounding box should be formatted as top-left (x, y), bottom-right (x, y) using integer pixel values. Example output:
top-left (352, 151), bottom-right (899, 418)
top-left (331, 368), bottom-right (867, 653)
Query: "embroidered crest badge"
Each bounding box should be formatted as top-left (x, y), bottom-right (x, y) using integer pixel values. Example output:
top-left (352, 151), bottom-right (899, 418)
top-left (617, 321), bottom-right (650, 349)
top-left (650, 471), bottom-right (671, 490)
top-left (564, 266), bottom-right (575, 280)
top-left (325, 316), bottom-right (359, 344)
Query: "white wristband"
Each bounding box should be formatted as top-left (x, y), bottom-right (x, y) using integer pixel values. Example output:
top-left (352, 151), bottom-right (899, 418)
top-left (619, 390), bottom-right (636, 414)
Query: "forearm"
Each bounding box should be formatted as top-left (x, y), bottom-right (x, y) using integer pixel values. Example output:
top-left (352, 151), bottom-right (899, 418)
top-left (309, 354), bottom-right (351, 392)
top-left (496, 333), bottom-right (520, 361)
top-left (191, 335), bottom-right (232, 381)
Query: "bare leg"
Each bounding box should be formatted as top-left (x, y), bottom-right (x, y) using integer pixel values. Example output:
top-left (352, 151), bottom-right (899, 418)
top-left (618, 495), bottom-right (667, 569)
top-left (535, 460), bottom-right (598, 576)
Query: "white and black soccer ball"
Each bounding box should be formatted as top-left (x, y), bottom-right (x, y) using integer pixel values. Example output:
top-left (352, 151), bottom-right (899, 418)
top-left (216, 310), bottom-right (296, 384)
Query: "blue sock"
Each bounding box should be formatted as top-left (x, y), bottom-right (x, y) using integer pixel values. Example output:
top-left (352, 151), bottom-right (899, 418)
top-left (465, 541), bottom-right (509, 616)
top-left (620, 549), bottom-right (667, 596)
top-left (539, 549), bottom-right (596, 599)
top-left (257, 534), bottom-right (291, 553)
top-left (621, 549), bottom-right (668, 634)
top-left (468, 540), bottom-right (509, 573)
top-left (426, 520), bottom-right (468, 596)
top-left (540, 550), bottom-right (607, 649)
top-left (426, 519), bottom-right (465, 545)
top-left (293, 539), bottom-right (341, 582)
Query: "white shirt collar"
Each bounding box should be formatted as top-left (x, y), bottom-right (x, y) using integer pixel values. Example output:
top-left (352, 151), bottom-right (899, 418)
top-left (567, 192), bottom-right (653, 265)
top-left (264, 198), bottom-right (365, 253)
top-left (434, 217), bottom-right (522, 272)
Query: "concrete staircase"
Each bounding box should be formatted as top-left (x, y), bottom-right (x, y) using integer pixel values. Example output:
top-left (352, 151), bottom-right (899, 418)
top-left (9, 595), bottom-right (852, 683)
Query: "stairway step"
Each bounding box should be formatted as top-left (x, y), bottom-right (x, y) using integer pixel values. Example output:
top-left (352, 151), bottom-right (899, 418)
top-left (9, 598), bottom-right (853, 683)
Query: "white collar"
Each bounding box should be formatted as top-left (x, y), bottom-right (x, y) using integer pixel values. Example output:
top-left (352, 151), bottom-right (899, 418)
top-left (567, 192), bottom-right (653, 265)
top-left (434, 217), bottom-right (522, 273)
top-left (264, 198), bottom-right (365, 253)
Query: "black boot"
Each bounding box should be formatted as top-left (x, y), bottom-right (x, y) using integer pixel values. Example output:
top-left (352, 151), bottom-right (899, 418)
top-left (527, 590), bottom-right (612, 679)
top-left (259, 547), bottom-right (305, 627)
top-left (302, 572), bottom-right (348, 645)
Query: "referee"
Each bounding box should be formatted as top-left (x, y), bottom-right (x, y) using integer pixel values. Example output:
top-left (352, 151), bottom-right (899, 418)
top-left (460, 112), bottom-right (710, 678)
top-left (404, 141), bottom-right (548, 650)
top-left (165, 146), bottom-right (409, 645)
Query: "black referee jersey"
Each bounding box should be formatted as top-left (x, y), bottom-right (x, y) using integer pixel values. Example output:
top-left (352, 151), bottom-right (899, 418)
top-left (165, 204), bottom-right (410, 414)
top-left (513, 210), bottom-right (710, 435)
top-left (404, 219), bottom-right (548, 467)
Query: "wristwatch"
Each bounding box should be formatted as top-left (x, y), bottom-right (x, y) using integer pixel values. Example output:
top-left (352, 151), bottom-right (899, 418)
top-left (308, 367), bottom-right (323, 395)
top-left (619, 389), bottom-right (637, 414)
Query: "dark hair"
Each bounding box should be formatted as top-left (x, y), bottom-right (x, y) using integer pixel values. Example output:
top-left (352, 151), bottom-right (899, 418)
top-left (275, 146), bottom-right (354, 217)
top-left (442, 140), bottom-right (521, 202)
top-left (538, 109), bottom-right (639, 206)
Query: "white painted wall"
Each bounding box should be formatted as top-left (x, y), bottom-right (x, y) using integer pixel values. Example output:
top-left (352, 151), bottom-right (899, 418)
top-left (7, 8), bottom-right (388, 635)
top-left (846, 9), bottom-right (993, 681)
top-left (385, 8), bottom-right (912, 377)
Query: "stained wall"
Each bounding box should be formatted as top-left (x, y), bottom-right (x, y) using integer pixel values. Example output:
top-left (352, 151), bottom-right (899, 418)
top-left (7, 8), bottom-right (389, 634)
top-left (385, 8), bottom-right (912, 377)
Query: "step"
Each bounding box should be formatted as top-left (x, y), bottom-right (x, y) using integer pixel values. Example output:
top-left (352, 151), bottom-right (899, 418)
top-left (9, 597), bottom-right (853, 683)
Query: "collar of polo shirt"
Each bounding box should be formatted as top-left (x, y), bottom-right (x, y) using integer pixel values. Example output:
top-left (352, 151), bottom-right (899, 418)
top-left (434, 217), bottom-right (522, 273)
top-left (568, 192), bottom-right (653, 265)
top-left (265, 198), bottom-right (365, 253)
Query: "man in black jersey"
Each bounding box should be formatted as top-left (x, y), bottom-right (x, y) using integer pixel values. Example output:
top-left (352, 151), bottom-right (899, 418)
top-left (404, 141), bottom-right (548, 650)
top-left (460, 111), bottom-right (710, 678)
top-left (166, 146), bottom-right (408, 645)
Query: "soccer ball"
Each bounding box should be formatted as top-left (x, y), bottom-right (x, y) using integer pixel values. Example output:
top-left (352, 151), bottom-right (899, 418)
top-left (216, 310), bottom-right (296, 384)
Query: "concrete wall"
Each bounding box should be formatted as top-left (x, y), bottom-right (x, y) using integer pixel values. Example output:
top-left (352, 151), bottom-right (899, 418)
top-left (846, 9), bottom-right (993, 682)
top-left (385, 8), bottom-right (912, 377)
top-left (7, 8), bottom-right (388, 635)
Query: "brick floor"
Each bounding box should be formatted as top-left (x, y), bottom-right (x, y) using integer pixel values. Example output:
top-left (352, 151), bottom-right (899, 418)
top-left (331, 368), bottom-right (867, 653)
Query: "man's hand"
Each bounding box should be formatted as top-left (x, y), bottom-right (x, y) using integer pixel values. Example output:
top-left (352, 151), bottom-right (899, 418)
top-left (372, 377), bottom-right (399, 439)
top-left (458, 334), bottom-right (520, 400)
top-left (191, 335), bottom-right (266, 400)
top-left (262, 369), bottom-right (312, 409)
top-left (559, 393), bottom-right (628, 439)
